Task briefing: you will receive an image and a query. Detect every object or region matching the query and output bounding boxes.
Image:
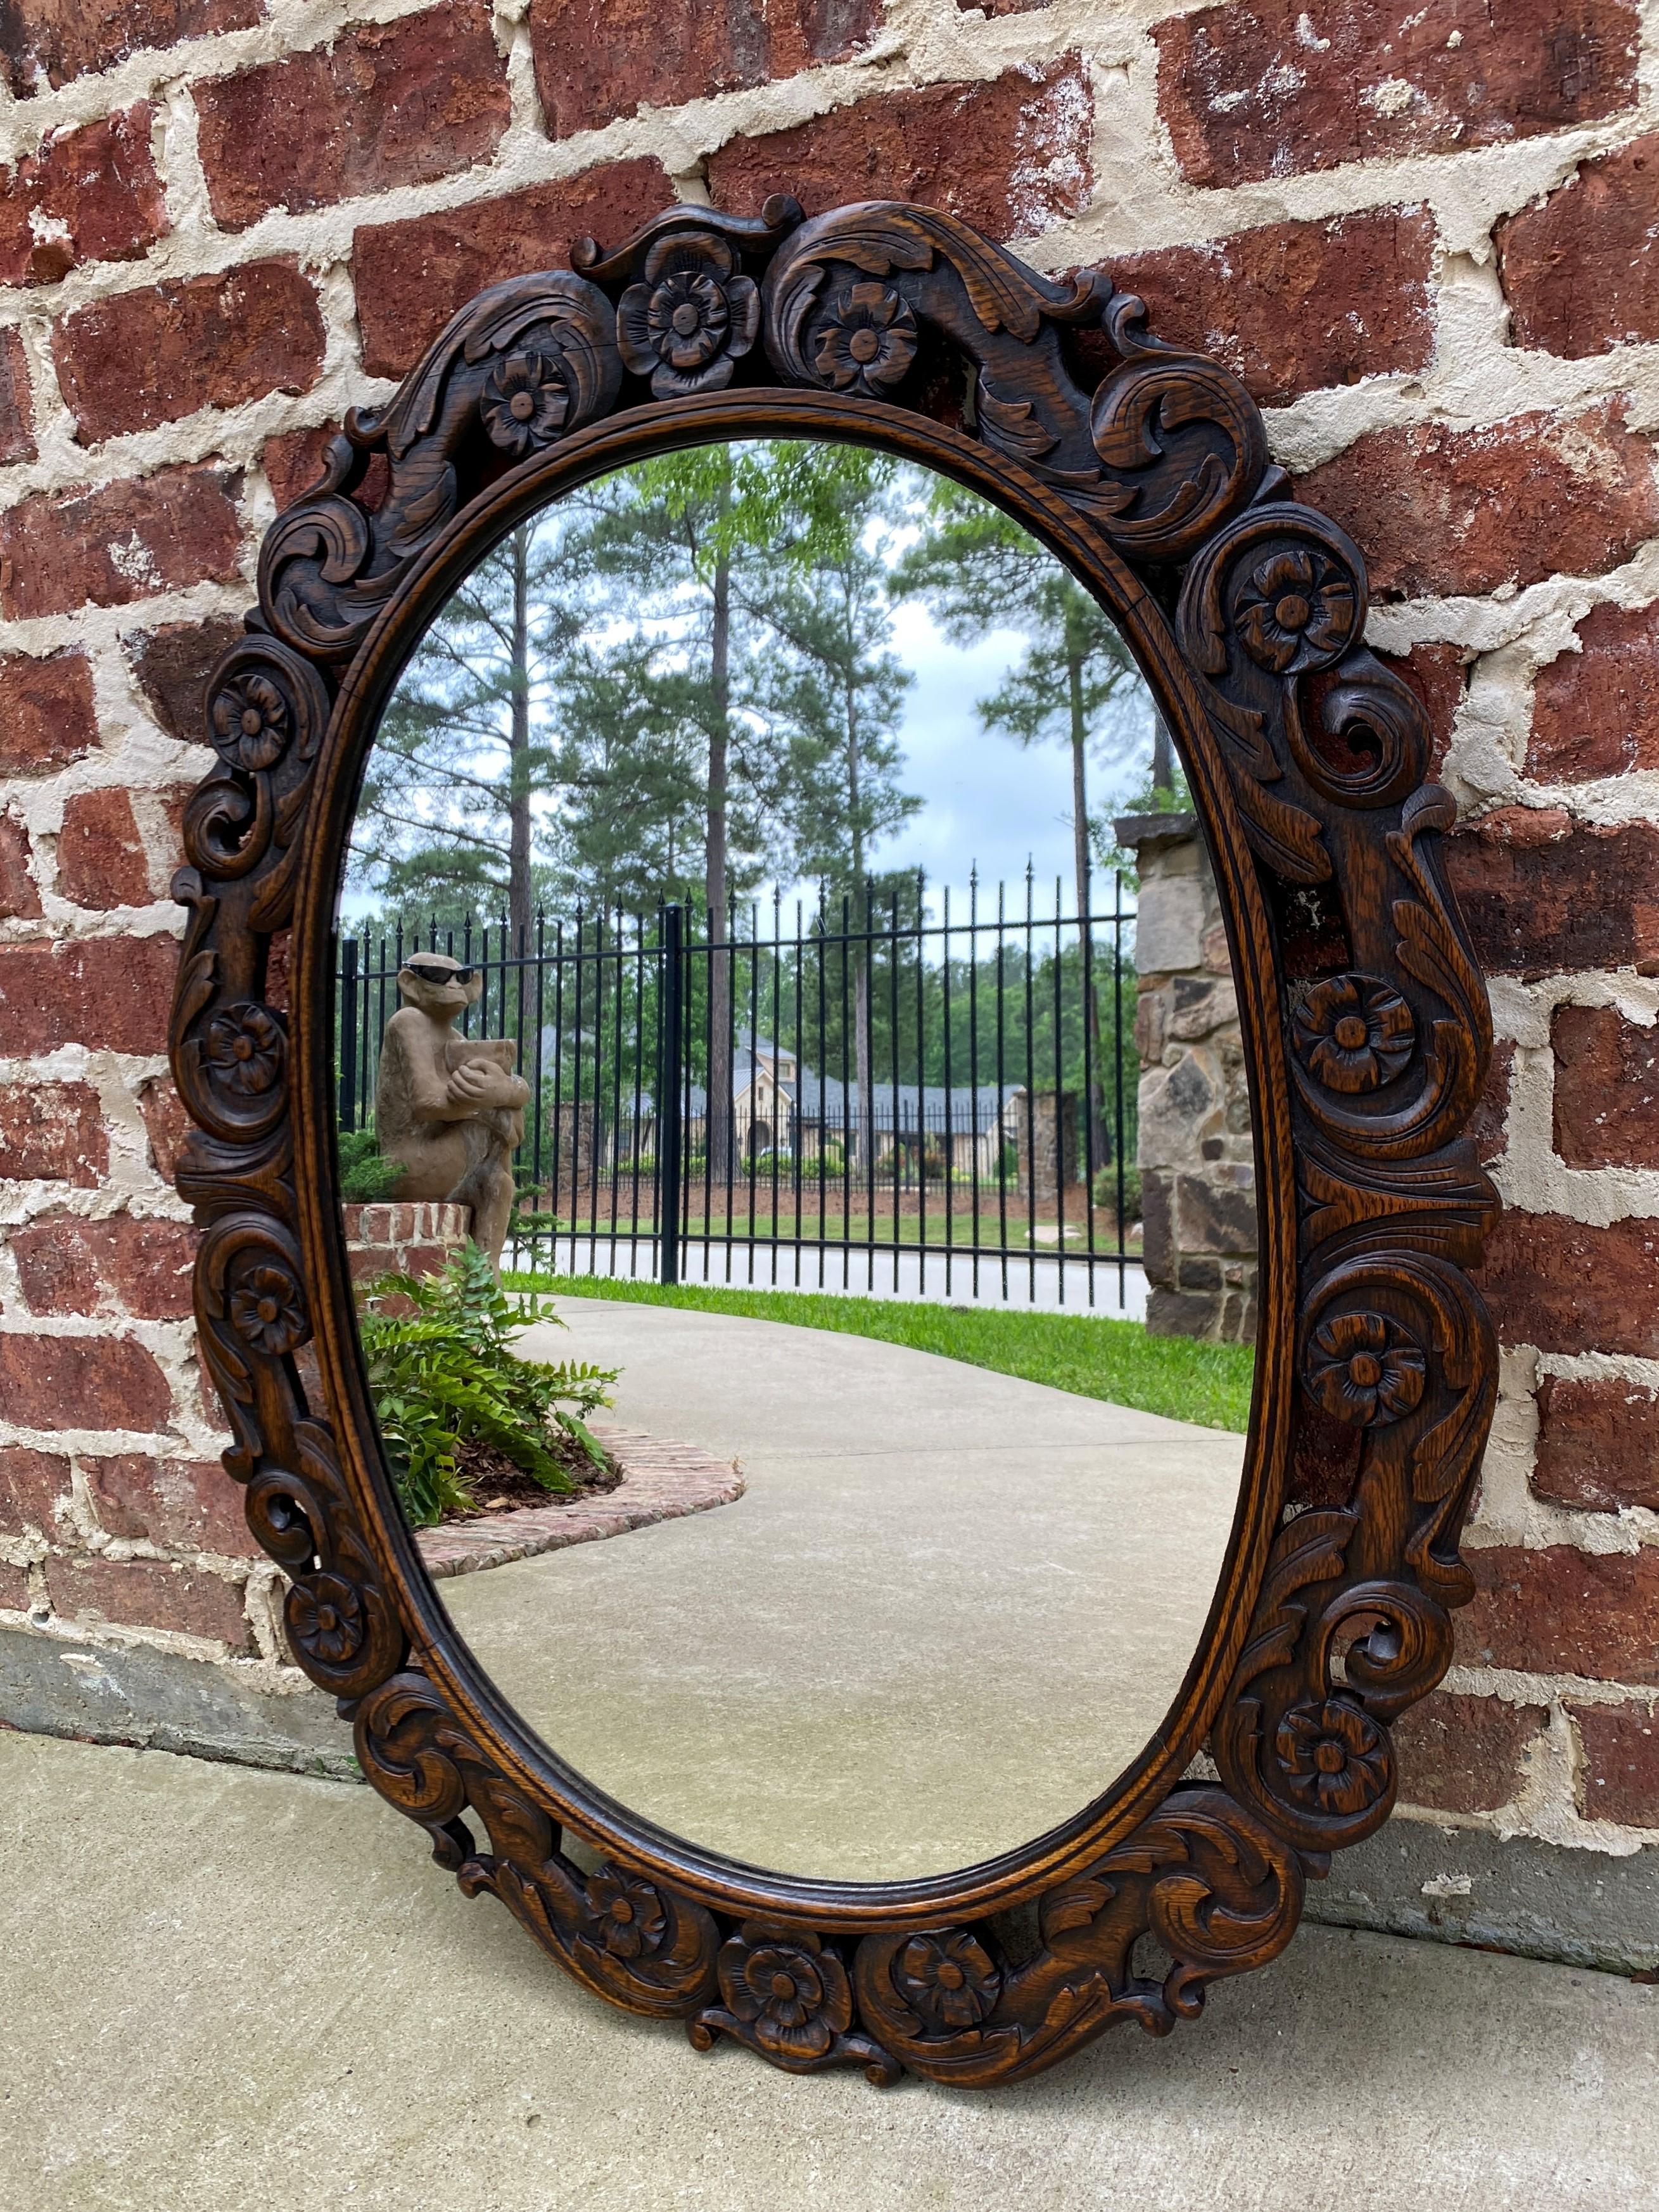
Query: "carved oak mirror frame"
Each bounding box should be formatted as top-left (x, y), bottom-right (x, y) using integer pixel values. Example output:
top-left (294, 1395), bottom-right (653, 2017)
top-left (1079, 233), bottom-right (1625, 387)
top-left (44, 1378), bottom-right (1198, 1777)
top-left (168, 195), bottom-right (1499, 2090)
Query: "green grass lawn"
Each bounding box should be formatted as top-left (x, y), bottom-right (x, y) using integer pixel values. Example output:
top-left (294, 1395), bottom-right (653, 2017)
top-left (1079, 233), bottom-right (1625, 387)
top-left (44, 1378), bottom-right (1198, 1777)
top-left (504, 1271), bottom-right (1255, 1434)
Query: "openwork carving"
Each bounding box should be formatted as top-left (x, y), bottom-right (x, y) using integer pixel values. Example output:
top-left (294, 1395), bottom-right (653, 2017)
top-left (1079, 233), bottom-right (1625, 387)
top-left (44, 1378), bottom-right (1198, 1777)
top-left (168, 196), bottom-right (1499, 2090)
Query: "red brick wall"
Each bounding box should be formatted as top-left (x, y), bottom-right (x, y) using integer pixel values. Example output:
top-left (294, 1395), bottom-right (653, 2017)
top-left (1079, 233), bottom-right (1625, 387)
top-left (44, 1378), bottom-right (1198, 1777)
top-left (0, 0), bottom-right (1653, 1861)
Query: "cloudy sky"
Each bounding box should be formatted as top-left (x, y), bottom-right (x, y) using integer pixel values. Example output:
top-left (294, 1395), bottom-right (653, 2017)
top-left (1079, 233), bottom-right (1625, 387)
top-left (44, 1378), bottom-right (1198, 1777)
top-left (791, 594), bottom-right (1154, 922)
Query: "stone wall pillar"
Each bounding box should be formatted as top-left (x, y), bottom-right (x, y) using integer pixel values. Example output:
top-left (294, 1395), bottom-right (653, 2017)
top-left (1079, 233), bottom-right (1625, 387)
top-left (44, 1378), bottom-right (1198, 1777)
top-left (1116, 812), bottom-right (1257, 1342)
top-left (1014, 1089), bottom-right (1079, 1202)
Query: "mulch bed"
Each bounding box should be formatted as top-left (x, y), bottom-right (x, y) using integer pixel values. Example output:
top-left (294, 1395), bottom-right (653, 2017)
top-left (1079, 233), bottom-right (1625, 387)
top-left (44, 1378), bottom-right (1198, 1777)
top-left (443, 1431), bottom-right (624, 1520)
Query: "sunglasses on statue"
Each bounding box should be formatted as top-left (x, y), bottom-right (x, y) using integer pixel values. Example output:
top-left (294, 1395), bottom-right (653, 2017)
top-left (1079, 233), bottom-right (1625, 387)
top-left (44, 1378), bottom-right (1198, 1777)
top-left (405, 962), bottom-right (476, 985)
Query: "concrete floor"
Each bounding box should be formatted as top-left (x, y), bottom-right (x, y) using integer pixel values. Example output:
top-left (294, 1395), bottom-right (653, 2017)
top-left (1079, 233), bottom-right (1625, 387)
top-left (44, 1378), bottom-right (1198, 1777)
top-left (440, 1299), bottom-right (1245, 1880)
top-left (6, 1729), bottom-right (1656, 2212)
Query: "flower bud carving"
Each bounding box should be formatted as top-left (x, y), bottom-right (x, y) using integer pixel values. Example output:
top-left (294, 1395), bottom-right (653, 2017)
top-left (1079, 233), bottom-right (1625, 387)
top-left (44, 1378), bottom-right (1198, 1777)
top-left (812, 282), bottom-right (918, 397)
top-left (211, 672), bottom-right (290, 772)
top-left (717, 1924), bottom-right (853, 2063)
top-left (288, 1573), bottom-right (365, 1666)
top-left (203, 1003), bottom-right (286, 1098)
top-left (893, 1931), bottom-right (1001, 2032)
top-left (617, 234), bottom-right (760, 399)
top-left (1274, 1697), bottom-right (1389, 1818)
top-left (229, 1262), bottom-right (308, 1356)
top-left (584, 1869), bottom-right (668, 1960)
top-left (1304, 1311), bottom-right (1426, 1427)
top-left (1292, 976), bottom-right (1414, 1095)
top-left (480, 350), bottom-right (569, 456)
top-left (1236, 547), bottom-right (1357, 675)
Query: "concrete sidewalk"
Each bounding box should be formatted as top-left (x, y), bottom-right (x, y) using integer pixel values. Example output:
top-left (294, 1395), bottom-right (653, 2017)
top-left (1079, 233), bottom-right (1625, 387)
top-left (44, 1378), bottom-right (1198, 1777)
top-left (6, 1729), bottom-right (1655, 2212)
top-left (443, 1298), bottom-right (1244, 1879)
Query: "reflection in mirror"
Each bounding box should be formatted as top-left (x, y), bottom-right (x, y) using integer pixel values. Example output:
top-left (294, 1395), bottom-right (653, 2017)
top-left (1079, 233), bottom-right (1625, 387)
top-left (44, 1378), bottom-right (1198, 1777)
top-left (333, 440), bottom-right (1257, 1881)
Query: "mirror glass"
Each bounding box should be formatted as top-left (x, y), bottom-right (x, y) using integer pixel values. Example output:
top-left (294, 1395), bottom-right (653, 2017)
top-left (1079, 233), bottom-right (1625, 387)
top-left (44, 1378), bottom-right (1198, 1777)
top-left (332, 439), bottom-right (1258, 1880)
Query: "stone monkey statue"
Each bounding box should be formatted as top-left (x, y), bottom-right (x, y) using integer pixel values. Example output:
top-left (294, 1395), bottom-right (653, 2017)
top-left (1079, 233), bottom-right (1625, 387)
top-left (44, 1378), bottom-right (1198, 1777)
top-left (374, 952), bottom-right (531, 1275)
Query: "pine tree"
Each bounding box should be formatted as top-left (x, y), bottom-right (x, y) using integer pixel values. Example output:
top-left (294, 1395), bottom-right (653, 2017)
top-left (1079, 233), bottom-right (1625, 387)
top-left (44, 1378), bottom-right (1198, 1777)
top-left (349, 520), bottom-right (585, 953)
top-left (569, 444), bottom-right (811, 1177)
top-left (742, 447), bottom-right (920, 1161)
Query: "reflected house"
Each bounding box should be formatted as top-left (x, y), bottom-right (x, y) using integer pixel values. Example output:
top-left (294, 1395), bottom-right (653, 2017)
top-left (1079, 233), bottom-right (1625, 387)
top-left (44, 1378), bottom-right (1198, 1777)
top-left (535, 1026), bottom-right (1053, 1185)
top-left (720, 1035), bottom-right (1022, 1181)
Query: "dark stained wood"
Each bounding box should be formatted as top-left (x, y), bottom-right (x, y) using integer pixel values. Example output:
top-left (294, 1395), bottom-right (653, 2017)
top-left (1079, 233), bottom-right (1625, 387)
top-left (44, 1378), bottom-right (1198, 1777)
top-left (167, 196), bottom-right (1500, 2088)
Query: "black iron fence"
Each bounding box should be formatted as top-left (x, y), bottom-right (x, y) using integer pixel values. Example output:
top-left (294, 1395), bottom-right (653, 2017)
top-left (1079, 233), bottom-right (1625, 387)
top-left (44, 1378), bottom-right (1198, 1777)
top-left (336, 874), bottom-right (1141, 1305)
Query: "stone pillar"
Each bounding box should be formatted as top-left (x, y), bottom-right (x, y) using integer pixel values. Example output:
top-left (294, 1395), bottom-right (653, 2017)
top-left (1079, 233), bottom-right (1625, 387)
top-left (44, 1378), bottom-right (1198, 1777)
top-left (1116, 812), bottom-right (1257, 1343)
top-left (1014, 1089), bottom-right (1079, 1202)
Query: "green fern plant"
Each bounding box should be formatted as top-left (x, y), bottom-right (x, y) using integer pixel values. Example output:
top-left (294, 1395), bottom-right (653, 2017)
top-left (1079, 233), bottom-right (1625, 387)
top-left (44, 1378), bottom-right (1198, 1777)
top-left (357, 1243), bottom-right (618, 1528)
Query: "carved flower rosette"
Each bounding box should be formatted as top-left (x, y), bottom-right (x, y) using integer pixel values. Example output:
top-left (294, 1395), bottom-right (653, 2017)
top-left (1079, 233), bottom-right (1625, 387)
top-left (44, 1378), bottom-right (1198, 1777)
top-left (168, 193), bottom-right (1499, 2091)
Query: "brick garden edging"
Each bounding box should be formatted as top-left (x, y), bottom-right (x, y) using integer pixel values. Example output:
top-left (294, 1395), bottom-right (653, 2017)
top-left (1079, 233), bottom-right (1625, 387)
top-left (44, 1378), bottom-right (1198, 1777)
top-left (417, 1424), bottom-right (744, 1580)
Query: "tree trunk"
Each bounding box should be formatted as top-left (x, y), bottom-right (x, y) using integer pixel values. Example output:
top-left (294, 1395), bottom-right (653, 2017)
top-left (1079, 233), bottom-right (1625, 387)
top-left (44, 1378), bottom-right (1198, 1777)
top-left (705, 470), bottom-right (734, 1190)
top-left (507, 525), bottom-right (533, 959)
top-left (846, 683), bottom-right (874, 1173)
top-left (1069, 647), bottom-right (1109, 1178)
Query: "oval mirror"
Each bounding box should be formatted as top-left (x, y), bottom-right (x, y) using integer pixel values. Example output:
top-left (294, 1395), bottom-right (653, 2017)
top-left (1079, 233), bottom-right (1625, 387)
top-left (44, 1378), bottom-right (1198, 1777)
top-left (331, 437), bottom-right (1255, 1882)
top-left (172, 196), bottom-right (1499, 2090)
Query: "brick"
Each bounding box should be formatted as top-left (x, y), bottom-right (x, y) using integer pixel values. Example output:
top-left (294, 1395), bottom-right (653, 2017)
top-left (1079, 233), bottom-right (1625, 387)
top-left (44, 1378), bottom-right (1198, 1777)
top-left (11, 1212), bottom-right (196, 1319)
top-left (136, 1074), bottom-right (191, 1184)
top-left (1378, 640), bottom-right (1465, 780)
top-left (707, 56), bottom-right (1094, 241)
top-left (0, 1445), bottom-right (70, 1533)
top-left (528, 0), bottom-right (881, 138)
top-left (1298, 402), bottom-right (1659, 601)
top-left (353, 158), bottom-right (672, 378)
top-left (0, 327), bottom-right (35, 467)
top-left (53, 262), bottom-right (325, 446)
top-left (1466, 1037), bottom-right (1513, 1169)
top-left (1154, 0), bottom-right (1638, 190)
top-left (55, 786), bottom-right (152, 908)
top-left (0, 935), bottom-right (179, 1056)
top-left (1572, 1701), bottom-right (1659, 1825)
top-left (1110, 208), bottom-right (1435, 410)
top-left (261, 426), bottom-right (337, 513)
top-left (195, 3), bottom-right (511, 232)
top-left (1500, 132), bottom-right (1659, 361)
top-left (0, 651), bottom-right (98, 776)
top-left (0, 1563), bottom-right (28, 1611)
top-left (128, 618), bottom-right (243, 747)
top-left (84, 1451), bottom-right (255, 1556)
top-left (1458, 1544), bottom-right (1659, 1682)
top-left (0, 466), bottom-right (243, 621)
top-left (0, 814), bottom-right (40, 919)
top-left (0, 1331), bottom-right (172, 1433)
top-left (0, 1082), bottom-right (107, 1185)
top-left (1392, 1688), bottom-right (1545, 1815)
top-left (0, 108), bottom-right (167, 287)
top-left (1551, 1004), bottom-right (1659, 1167)
top-left (1534, 1374), bottom-right (1659, 1514)
top-left (1476, 1209), bottom-right (1659, 1358)
top-left (3, 0), bottom-right (263, 96)
top-left (1527, 600), bottom-right (1659, 783)
top-left (44, 1554), bottom-right (249, 1647)
top-left (1444, 815), bottom-right (1659, 980)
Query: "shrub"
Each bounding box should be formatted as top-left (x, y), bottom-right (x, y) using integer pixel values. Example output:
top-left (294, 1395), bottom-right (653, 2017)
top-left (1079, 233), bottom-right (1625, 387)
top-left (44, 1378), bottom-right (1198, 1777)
top-left (357, 1243), bottom-right (618, 1528)
top-left (1093, 1163), bottom-right (1141, 1221)
top-left (338, 1122), bottom-right (405, 1203)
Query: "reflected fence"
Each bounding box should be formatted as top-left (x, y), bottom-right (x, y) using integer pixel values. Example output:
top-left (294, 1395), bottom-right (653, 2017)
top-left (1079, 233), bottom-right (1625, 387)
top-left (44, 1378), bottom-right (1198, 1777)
top-left (336, 875), bottom-right (1142, 1307)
